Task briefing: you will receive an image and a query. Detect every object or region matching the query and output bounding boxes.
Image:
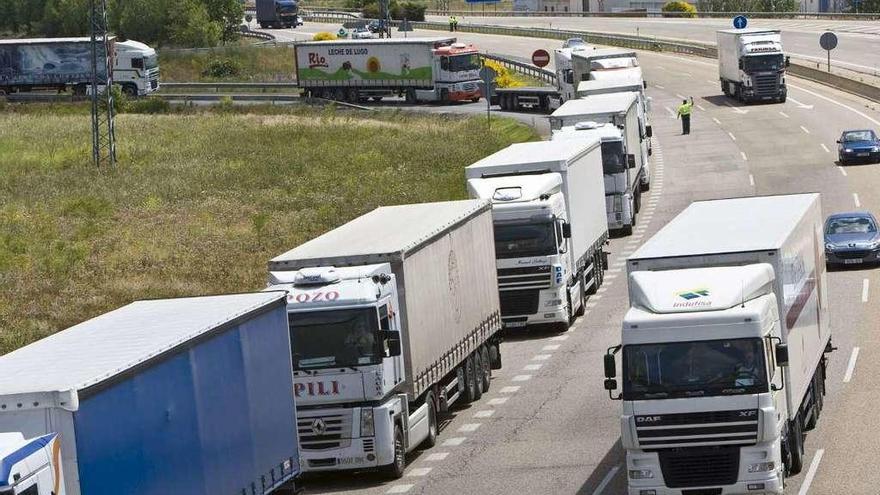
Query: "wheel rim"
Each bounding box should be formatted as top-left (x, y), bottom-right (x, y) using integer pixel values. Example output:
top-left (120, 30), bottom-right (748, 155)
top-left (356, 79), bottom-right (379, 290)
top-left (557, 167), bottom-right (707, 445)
top-left (395, 431), bottom-right (404, 468)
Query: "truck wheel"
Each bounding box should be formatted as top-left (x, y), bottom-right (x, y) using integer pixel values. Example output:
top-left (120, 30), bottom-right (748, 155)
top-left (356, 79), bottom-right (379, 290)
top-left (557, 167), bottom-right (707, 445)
top-left (587, 253), bottom-right (599, 295)
top-left (405, 89), bottom-right (416, 104)
top-left (471, 351), bottom-right (483, 400)
top-left (489, 342), bottom-right (502, 370)
top-left (259, 22), bottom-right (268, 29)
top-left (383, 425), bottom-right (406, 479)
top-left (462, 355), bottom-right (478, 403)
top-left (479, 346), bottom-right (492, 392)
top-left (634, 189), bottom-right (642, 213)
top-left (621, 224), bottom-right (633, 236)
top-left (346, 89), bottom-right (359, 103)
top-left (122, 84), bottom-right (138, 97)
top-left (422, 393), bottom-right (438, 448)
top-left (440, 89), bottom-right (449, 103)
top-left (787, 418), bottom-right (805, 475)
top-left (575, 272), bottom-right (587, 316)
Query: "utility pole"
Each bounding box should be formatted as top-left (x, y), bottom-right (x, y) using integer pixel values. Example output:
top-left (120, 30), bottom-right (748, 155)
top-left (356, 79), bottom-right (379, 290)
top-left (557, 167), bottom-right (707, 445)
top-left (89, 0), bottom-right (117, 168)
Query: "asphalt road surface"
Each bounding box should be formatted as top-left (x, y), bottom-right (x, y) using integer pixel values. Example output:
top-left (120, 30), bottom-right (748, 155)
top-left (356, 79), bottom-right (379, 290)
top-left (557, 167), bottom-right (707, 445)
top-left (265, 21), bottom-right (880, 495)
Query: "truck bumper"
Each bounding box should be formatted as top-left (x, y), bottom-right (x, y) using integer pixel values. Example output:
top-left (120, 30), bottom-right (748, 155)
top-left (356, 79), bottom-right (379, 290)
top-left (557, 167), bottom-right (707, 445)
top-left (501, 287), bottom-right (568, 329)
top-left (300, 440), bottom-right (380, 472)
top-left (627, 475), bottom-right (783, 495)
top-left (449, 88), bottom-right (482, 102)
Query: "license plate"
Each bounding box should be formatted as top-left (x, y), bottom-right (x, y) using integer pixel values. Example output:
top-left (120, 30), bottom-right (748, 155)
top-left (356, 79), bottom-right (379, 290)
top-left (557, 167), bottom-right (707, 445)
top-left (858, 152), bottom-right (870, 157)
top-left (504, 321), bottom-right (527, 328)
top-left (844, 258), bottom-right (863, 264)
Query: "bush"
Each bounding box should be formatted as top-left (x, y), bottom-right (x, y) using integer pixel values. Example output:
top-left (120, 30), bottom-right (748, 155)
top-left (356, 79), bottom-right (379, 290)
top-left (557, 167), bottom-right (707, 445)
top-left (201, 57), bottom-right (243, 78)
top-left (661, 1), bottom-right (697, 17)
top-left (313, 31), bottom-right (338, 41)
top-left (397, 1), bottom-right (425, 21)
top-left (125, 98), bottom-right (171, 114)
top-left (482, 59), bottom-right (523, 89)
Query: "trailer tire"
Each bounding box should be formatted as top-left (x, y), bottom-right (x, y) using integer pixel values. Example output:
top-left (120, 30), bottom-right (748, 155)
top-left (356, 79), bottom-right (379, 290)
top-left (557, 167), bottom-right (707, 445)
top-left (405, 89), bottom-right (416, 104)
top-left (382, 425), bottom-right (406, 479)
top-left (462, 355), bottom-right (478, 403)
top-left (479, 346), bottom-right (492, 392)
top-left (422, 392), bottom-right (438, 448)
top-left (333, 88), bottom-right (346, 101)
top-left (440, 89), bottom-right (449, 103)
top-left (575, 271), bottom-right (587, 316)
top-left (621, 224), bottom-right (633, 236)
top-left (472, 351), bottom-right (483, 400)
top-left (587, 253), bottom-right (599, 295)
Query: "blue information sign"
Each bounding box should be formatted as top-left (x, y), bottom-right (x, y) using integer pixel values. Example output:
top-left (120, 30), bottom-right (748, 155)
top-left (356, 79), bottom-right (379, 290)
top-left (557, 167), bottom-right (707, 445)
top-left (733, 15), bottom-right (748, 29)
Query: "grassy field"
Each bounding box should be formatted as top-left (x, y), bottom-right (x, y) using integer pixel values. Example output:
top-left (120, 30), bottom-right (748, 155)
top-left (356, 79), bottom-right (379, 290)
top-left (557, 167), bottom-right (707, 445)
top-left (159, 45), bottom-right (297, 82)
top-left (0, 103), bottom-right (536, 354)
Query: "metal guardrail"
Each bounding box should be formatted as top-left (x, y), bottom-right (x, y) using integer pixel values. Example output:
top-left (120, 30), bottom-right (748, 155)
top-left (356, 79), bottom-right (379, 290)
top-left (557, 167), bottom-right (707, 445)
top-left (161, 82), bottom-right (299, 92)
top-left (425, 10), bottom-right (880, 19)
top-left (240, 27), bottom-right (276, 42)
top-left (481, 53), bottom-right (557, 85)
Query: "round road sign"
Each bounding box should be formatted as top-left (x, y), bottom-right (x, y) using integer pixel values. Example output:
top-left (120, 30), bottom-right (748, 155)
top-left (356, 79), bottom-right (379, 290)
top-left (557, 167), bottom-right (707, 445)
top-left (532, 49), bottom-right (551, 68)
top-left (820, 31), bottom-right (838, 51)
top-left (733, 15), bottom-right (748, 29)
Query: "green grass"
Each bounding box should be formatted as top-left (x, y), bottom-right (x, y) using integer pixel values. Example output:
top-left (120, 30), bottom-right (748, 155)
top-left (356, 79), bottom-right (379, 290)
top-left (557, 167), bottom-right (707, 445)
top-left (159, 45), bottom-right (298, 82)
top-left (0, 103), bottom-right (537, 354)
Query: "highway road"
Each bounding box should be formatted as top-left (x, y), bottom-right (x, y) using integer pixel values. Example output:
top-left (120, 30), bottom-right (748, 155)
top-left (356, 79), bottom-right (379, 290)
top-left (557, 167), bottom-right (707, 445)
top-left (269, 22), bottom-right (880, 495)
top-left (422, 15), bottom-right (880, 76)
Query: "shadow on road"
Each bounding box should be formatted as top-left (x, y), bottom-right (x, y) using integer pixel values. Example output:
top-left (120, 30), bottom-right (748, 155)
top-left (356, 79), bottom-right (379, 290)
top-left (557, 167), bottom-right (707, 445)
top-left (576, 438), bottom-right (626, 495)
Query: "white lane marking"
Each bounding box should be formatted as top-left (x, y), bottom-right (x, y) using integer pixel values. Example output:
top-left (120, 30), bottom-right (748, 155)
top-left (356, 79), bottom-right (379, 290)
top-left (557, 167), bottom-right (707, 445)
top-left (655, 84), bottom-right (665, 89)
top-left (512, 375), bottom-right (532, 382)
top-left (749, 174), bottom-right (755, 186)
top-left (551, 334), bottom-right (570, 341)
top-left (523, 363), bottom-right (543, 371)
top-left (789, 83), bottom-right (880, 126)
top-left (424, 452), bottom-right (450, 462)
top-left (800, 125), bottom-right (811, 134)
top-left (705, 79), bottom-right (716, 85)
top-left (728, 132), bottom-right (737, 141)
top-left (675, 93), bottom-right (685, 99)
top-left (742, 152), bottom-right (749, 162)
top-left (725, 103), bottom-right (748, 114)
top-left (592, 465), bottom-right (621, 495)
top-left (543, 344), bottom-right (561, 351)
top-left (696, 104), bottom-right (706, 111)
top-left (458, 423), bottom-right (481, 432)
top-left (441, 437), bottom-right (466, 446)
top-left (604, 274), bottom-right (619, 280)
top-left (613, 261), bottom-right (626, 267)
top-left (779, 111), bottom-right (790, 118)
top-left (862, 279), bottom-right (870, 302)
top-left (854, 192), bottom-right (861, 208)
top-left (487, 397), bottom-right (509, 405)
top-left (532, 354), bottom-right (552, 360)
top-left (408, 467), bottom-right (433, 477)
top-left (664, 106), bottom-right (676, 118)
top-left (387, 484), bottom-right (415, 494)
top-left (839, 167), bottom-right (848, 176)
top-left (821, 143), bottom-right (830, 153)
top-left (797, 449), bottom-right (825, 495)
top-left (499, 386), bottom-right (520, 394)
top-left (844, 347), bottom-right (860, 383)
top-left (607, 268), bottom-right (623, 273)
top-left (788, 96), bottom-right (814, 109)
top-left (474, 409), bottom-right (495, 418)
top-left (585, 301), bottom-right (599, 308)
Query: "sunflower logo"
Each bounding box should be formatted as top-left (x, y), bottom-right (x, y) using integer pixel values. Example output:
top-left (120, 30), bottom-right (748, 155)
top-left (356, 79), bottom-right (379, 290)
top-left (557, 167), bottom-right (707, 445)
top-left (366, 56), bottom-right (381, 73)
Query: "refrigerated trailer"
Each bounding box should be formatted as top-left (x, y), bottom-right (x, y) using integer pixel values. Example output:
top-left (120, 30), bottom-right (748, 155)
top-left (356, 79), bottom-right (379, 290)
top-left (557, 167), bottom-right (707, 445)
top-left (604, 194), bottom-right (832, 495)
top-left (267, 200), bottom-right (502, 477)
top-left (466, 140), bottom-right (609, 331)
top-left (0, 293), bottom-right (301, 495)
top-left (0, 37), bottom-right (159, 96)
top-left (295, 37), bottom-right (482, 103)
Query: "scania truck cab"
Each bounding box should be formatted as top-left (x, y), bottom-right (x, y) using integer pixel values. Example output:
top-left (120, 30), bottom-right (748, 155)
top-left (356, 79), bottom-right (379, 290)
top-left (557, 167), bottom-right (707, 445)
top-left (717, 29), bottom-right (789, 103)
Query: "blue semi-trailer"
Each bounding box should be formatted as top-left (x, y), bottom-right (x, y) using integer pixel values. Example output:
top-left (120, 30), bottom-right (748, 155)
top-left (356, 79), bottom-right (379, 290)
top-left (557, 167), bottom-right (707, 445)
top-left (0, 292), bottom-right (301, 495)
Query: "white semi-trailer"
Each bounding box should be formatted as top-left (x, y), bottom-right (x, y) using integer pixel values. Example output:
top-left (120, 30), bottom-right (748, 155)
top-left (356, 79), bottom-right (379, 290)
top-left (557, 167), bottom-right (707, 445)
top-left (605, 194), bottom-right (832, 495)
top-left (466, 140), bottom-right (608, 331)
top-left (717, 29), bottom-right (789, 103)
top-left (550, 92), bottom-right (649, 233)
top-left (267, 200), bottom-right (502, 477)
top-left (577, 72), bottom-right (653, 162)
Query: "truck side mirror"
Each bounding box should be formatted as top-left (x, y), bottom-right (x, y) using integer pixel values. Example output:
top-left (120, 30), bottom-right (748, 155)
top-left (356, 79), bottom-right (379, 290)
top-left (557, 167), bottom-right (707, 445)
top-left (775, 343), bottom-right (789, 367)
top-left (643, 80), bottom-right (647, 89)
top-left (738, 59), bottom-right (744, 70)
top-left (603, 354), bottom-right (616, 378)
top-left (604, 378), bottom-right (617, 391)
top-left (785, 56), bottom-right (791, 68)
top-left (440, 57), bottom-right (449, 71)
top-left (627, 154), bottom-right (636, 168)
top-left (645, 125), bottom-right (653, 138)
top-left (291, 352), bottom-right (301, 369)
top-left (562, 222), bottom-right (571, 239)
top-left (383, 331), bottom-right (402, 357)
top-left (564, 69), bottom-right (574, 85)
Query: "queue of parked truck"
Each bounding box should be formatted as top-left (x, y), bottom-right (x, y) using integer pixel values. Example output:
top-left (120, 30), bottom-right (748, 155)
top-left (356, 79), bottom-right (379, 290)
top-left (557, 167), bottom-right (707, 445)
top-left (0, 28), bottom-right (827, 495)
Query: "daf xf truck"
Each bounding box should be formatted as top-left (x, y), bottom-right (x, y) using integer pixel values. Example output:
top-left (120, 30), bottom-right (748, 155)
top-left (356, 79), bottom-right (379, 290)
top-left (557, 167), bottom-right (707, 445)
top-left (466, 140), bottom-right (608, 331)
top-left (267, 200), bottom-right (502, 477)
top-left (604, 194), bottom-right (832, 495)
top-left (718, 29), bottom-right (789, 103)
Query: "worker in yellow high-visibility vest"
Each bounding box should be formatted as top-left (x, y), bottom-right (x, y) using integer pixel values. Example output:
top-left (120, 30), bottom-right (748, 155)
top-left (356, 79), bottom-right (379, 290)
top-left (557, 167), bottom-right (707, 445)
top-left (677, 97), bottom-right (694, 135)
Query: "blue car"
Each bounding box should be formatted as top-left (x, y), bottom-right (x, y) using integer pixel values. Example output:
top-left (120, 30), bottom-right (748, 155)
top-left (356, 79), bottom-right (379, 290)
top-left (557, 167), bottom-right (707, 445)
top-left (837, 129), bottom-right (880, 165)
top-left (824, 212), bottom-right (880, 267)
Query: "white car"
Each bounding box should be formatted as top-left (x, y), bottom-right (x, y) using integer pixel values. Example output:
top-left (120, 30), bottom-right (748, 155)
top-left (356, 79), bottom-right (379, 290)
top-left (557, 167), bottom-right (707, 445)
top-left (352, 27), bottom-right (374, 39)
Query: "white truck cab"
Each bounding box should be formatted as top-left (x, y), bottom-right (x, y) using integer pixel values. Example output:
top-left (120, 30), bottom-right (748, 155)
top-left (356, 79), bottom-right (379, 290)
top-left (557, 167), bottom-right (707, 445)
top-left (113, 39), bottom-right (159, 96)
top-left (0, 433), bottom-right (64, 495)
top-left (717, 29), bottom-right (788, 103)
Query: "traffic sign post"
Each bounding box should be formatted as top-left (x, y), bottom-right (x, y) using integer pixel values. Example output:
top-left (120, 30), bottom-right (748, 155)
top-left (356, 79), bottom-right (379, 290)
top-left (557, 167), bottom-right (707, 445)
top-left (531, 49), bottom-right (551, 68)
top-left (819, 32), bottom-right (838, 73)
top-left (733, 15), bottom-right (747, 29)
top-left (479, 65), bottom-right (497, 129)
top-left (398, 18), bottom-right (413, 38)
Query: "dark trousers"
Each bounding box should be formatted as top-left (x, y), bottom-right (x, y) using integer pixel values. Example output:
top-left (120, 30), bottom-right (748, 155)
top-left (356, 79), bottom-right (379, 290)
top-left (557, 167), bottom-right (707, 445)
top-left (681, 114), bottom-right (691, 135)
top-left (449, 23), bottom-right (454, 31)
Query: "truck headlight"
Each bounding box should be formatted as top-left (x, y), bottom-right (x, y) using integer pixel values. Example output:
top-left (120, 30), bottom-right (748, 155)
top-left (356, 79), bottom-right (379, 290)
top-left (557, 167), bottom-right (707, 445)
top-left (844, 148), bottom-right (853, 153)
top-left (747, 461), bottom-right (775, 473)
top-left (629, 469), bottom-right (654, 479)
top-left (545, 298), bottom-right (563, 308)
top-left (825, 242), bottom-right (835, 251)
top-left (361, 408), bottom-right (375, 437)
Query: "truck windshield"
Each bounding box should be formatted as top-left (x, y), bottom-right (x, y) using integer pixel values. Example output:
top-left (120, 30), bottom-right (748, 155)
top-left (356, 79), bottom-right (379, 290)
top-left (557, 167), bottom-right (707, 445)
top-left (601, 141), bottom-right (626, 174)
top-left (448, 54), bottom-right (481, 72)
top-left (276, 0), bottom-right (298, 13)
top-left (145, 54), bottom-right (158, 70)
top-left (289, 308), bottom-right (381, 370)
top-left (623, 338), bottom-right (768, 400)
top-left (744, 54), bottom-right (784, 72)
top-left (494, 222), bottom-right (557, 259)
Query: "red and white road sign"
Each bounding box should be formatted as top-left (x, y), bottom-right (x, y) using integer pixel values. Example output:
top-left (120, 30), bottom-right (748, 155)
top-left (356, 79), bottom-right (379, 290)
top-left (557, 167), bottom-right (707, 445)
top-left (531, 49), bottom-right (551, 68)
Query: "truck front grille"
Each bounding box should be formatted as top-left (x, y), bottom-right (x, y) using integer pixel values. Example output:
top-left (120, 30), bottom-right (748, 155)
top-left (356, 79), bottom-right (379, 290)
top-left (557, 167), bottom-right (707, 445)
top-left (753, 74), bottom-right (779, 96)
top-left (658, 447), bottom-right (740, 488)
top-left (497, 266), bottom-right (552, 290)
top-left (297, 412), bottom-right (352, 451)
top-left (499, 289), bottom-right (540, 316)
top-left (837, 250), bottom-right (869, 259)
top-left (635, 409), bottom-right (759, 449)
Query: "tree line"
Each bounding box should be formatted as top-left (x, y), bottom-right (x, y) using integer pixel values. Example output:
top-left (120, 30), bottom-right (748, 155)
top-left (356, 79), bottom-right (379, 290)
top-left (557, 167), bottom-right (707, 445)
top-left (0, 0), bottom-right (244, 47)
